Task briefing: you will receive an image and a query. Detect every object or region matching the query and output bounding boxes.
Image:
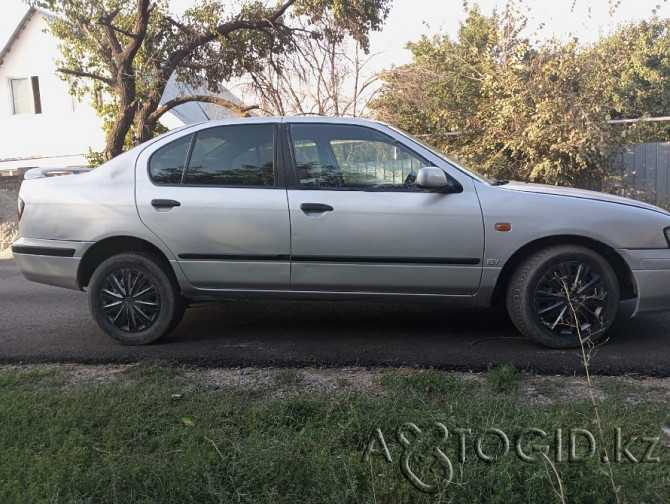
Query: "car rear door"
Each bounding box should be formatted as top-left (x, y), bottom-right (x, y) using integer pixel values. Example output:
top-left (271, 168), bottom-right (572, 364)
top-left (285, 121), bottom-right (485, 297)
top-left (135, 122), bottom-right (291, 290)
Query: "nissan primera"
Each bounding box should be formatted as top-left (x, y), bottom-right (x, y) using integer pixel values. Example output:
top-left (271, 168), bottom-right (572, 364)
top-left (12, 117), bottom-right (670, 348)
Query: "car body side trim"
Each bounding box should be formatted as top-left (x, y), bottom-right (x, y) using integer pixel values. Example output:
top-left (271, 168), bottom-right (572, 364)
top-left (293, 255), bottom-right (481, 265)
top-left (178, 253), bottom-right (291, 261)
top-left (177, 253), bottom-right (480, 265)
top-left (11, 245), bottom-right (76, 258)
top-left (181, 286), bottom-right (475, 305)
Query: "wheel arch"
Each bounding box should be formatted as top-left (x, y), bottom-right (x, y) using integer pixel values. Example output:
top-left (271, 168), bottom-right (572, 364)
top-left (491, 235), bottom-right (635, 304)
top-left (77, 236), bottom-right (174, 289)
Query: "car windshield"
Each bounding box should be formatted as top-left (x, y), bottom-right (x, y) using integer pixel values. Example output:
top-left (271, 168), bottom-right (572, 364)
top-left (388, 126), bottom-right (495, 185)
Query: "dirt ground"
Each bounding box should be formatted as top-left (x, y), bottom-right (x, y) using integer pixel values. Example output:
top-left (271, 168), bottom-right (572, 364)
top-left (0, 188), bottom-right (19, 259)
top-left (1, 363), bottom-right (670, 409)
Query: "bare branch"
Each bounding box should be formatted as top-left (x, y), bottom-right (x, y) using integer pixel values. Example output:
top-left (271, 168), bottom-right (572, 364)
top-left (165, 15), bottom-right (195, 36)
top-left (80, 21), bottom-right (118, 78)
top-left (238, 15), bottom-right (380, 118)
top-left (96, 7), bottom-right (123, 55)
top-left (56, 67), bottom-right (115, 86)
top-left (149, 94), bottom-right (259, 122)
top-left (96, 20), bottom-right (137, 40)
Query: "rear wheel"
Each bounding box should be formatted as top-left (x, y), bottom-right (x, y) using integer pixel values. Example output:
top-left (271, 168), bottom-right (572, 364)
top-left (506, 246), bottom-right (619, 349)
top-left (88, 252), bottom-right (185, 345)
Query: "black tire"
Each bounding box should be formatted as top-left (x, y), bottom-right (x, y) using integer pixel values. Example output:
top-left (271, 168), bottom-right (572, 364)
top-left (88, 252), bottom-right (185, 345)
top-left (506, 245), bottom-right (620, 349)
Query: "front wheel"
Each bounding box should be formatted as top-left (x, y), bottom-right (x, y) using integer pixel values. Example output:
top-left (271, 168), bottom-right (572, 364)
top-left (506, 246), bottom-right (620, 349)
top-left (88, 252), bottom-right (185, 345)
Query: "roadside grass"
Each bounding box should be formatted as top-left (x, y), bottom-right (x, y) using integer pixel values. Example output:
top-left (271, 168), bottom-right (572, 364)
top-left (0, 365), bottom-right (668, 503)
top-left (274, 368), bottom-right (304, 387)
top-left (485, 362), bottom-right (522, 394)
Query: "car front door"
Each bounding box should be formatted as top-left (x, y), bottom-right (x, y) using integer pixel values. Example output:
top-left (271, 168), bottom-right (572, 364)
top-left (135, 122), bottom-right (291, 290)
top-left (286, 122), bottom-right (485, 297)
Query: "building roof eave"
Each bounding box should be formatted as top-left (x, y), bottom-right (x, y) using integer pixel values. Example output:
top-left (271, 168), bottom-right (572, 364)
top-left (0, 6), bottom-right (55, 68)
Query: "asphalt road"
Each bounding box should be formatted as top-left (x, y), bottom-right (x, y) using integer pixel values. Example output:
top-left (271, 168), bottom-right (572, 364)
top-left (1, 258), bottom-right (669, 375)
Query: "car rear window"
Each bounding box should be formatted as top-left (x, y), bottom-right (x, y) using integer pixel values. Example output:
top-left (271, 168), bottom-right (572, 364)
top-left (149, 125), bottom-right (275, 186)
top-left (149, 134), bottom-right (193, 184)
top-left (184, 125), bottom-right (274, 186)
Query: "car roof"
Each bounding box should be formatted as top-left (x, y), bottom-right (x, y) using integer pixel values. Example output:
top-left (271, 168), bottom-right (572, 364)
top-left (194, 116), bottom-right (389, 128)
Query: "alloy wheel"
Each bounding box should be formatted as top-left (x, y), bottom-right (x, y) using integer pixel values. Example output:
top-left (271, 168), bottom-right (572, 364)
top-left (533, 260), bottom-right (608, 339)
top-left (99, 268), bottom-right (161, 332)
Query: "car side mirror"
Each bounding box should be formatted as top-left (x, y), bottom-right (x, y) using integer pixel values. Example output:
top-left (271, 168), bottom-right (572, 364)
top-left (415, 167), bottom-right (463, 193)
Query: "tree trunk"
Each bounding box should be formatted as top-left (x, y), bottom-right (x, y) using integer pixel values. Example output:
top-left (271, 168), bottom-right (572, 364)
top-left (135, 101), bottom-right (159, 146)
top-left (104, 71), bottom-right (137, 160)
top-left (105, 108), bottom-right (135, 160)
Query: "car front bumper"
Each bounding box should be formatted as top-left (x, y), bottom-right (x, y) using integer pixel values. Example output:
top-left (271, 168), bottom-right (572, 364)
top-left (618, 248), bottom-right (670, 315)
top-left (12, 237), bottom-right (94, 291)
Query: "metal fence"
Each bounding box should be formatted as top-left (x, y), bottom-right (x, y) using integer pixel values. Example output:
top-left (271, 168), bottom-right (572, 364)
top-left (610, 142), bottom-right (670, 209)
top-left (0, 175), bottom-right (22, 192)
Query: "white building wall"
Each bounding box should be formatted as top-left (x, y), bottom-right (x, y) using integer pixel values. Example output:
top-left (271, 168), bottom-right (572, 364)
top-left (0, 12), bottom-right (105, 169)
top-left (0, 9), bottom-right (235, 174)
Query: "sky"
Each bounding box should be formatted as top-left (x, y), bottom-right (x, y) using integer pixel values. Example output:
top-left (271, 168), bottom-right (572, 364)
top-left (367, 0), bottom-right (670, 69)
top-left (1, 0), bottom-right (670, 74)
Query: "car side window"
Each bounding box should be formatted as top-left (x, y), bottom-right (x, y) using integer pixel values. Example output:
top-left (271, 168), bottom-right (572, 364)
top-left (149, 134), bottom-right (193, 184)
top-left (289, 124), bottom-right (430, 190)
top-left (184, 124), bottom-right (275, 186)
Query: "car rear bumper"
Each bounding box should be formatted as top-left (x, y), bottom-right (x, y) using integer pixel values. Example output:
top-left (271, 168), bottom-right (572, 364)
top-left (12, 237), bottom-right (93, 291)
top-left (618, 248), bottom-right (670, 315)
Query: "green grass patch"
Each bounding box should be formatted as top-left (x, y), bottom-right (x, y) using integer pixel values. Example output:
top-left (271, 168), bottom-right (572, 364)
top-left (274, 368), bottom-right (303, 387)
top-left (486, 362), bottom-right (522, 394)
top-left (0, 365), bottom-right (668, 503)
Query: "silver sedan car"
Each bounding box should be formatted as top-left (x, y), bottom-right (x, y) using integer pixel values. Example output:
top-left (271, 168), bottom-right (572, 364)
top-left (12, 117), bottom-right (670, 348)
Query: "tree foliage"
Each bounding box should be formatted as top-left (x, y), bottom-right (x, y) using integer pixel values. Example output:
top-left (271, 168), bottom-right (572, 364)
top-left (593, 18), bottom-right (670, 122)
top-left (371, 2), bottom-right (670, 187)
top-left (33, 0), bottom-right (391, 161)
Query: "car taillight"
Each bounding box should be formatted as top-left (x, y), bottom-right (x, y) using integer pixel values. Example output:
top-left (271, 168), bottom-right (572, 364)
top-left (17, 196), bottom-right (25, 221)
